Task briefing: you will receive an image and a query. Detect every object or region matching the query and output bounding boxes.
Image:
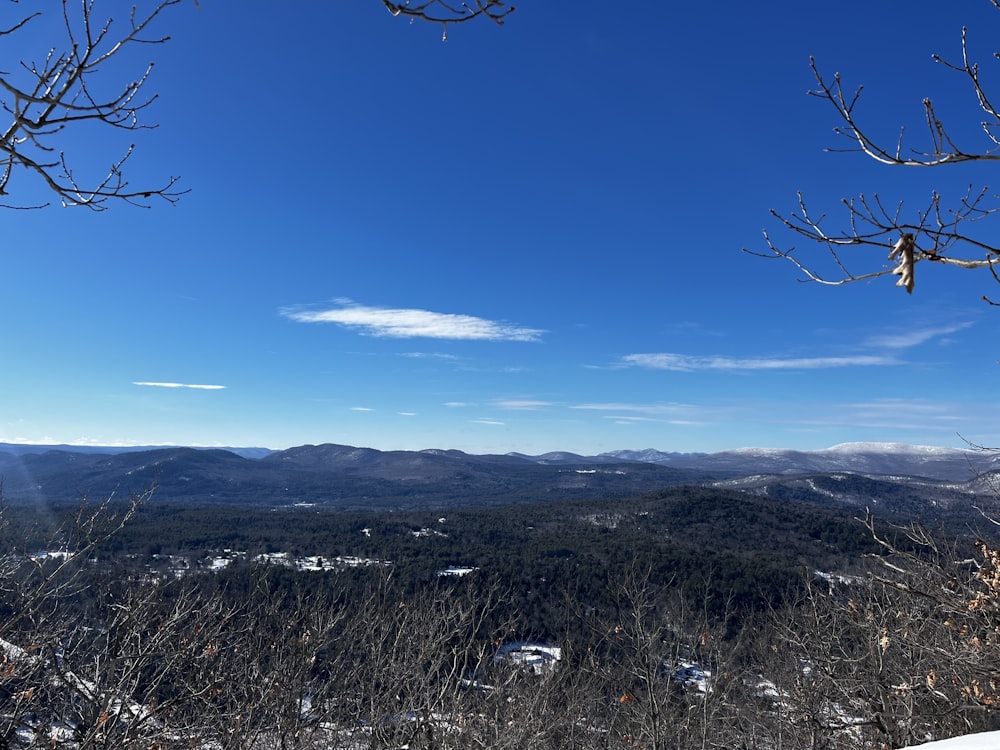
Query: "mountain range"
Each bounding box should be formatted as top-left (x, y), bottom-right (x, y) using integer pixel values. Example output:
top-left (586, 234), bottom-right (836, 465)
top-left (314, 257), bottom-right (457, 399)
top-left (0, 441), bottom-right (997, 516)
top-left (602, 442), bottom-right (1000, 481)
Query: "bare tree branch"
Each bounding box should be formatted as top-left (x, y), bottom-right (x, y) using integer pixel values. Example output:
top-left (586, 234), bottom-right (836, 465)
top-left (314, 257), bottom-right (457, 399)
top-left (750, 7), bottom-right (1000, 298)
top-left (381, 0), bottom-right (514, 40)
top-left (0, 1), bottom-right (514, 211)
top-left (0, 1), bottom-right (189, 210)
top-left (746, 185), bottom-right (1000, 294)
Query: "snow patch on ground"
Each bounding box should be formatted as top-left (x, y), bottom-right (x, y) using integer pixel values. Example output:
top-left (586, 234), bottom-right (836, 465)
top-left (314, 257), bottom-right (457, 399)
top-left (904, 731), bottom-right (1000, 749)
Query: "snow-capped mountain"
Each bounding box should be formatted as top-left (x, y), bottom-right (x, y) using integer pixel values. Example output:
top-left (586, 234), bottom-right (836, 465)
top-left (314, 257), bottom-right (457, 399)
top-left (601, 442), bottom-right (1000, 482)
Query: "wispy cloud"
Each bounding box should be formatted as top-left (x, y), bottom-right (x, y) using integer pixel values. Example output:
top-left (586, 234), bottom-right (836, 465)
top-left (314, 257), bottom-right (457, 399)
top-left (812, 398), bottom-right (968, 431)
top-left (494, 399), bottom-right (553, 410)
top-left (444, 401), bottom-right (472, 408)
top-left (398, 411), bottom-right (417, 417)
top-left (618, 353), bottom-right (898, 372)
top-left (602, 414), bottom-right (704, 426)
top-left (572, 401), bottom-right (717, 426)
top-left (350, 406), bottom-right (374, 412)
top-left (133, 381), bottom-right (226, 390)
top-left (398, 352), bottom-right (461, 360)
top-left (616, 322), bottom-right (973, 373)
top-left (742, 398), bottom-right (991, 442)
top-left (470, 418), bottom-right (505, 426)
top-left (282, 300), bottom-right (543, 342)
top-left (569, 396), bottom-right (1000, 451)
top-left (864, 322), bottom-right (973, 350)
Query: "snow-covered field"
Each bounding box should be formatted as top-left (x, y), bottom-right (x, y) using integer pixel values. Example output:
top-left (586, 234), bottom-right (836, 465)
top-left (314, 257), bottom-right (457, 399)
top-left (905, 732), bottom-right (1000, 749)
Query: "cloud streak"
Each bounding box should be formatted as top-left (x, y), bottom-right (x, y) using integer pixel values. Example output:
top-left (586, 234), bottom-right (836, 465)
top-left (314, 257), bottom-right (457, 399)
top-left (572, 401), bottom-right (716, 425)
top-left (614, 320), bottom-right (973, 373)
top-left (133, 382), bottom-right (226, 390)
top-left (864, 322), bottom-right (973, 350)
top-left (618, 353), bottom-right (898, 372)
top-left (495, 399), bottom-right (553, 410)
top-left (282, 300), bottom-right (543, 342)
top-left (398, 352), bottom-right (461, 360)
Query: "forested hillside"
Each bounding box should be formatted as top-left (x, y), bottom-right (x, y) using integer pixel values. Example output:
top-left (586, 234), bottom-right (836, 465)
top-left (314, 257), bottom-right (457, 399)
top-left (3, 474), bottom-right (999, 748)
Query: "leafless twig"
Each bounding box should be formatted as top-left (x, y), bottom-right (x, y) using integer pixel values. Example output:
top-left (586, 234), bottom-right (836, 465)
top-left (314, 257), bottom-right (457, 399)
top-left (382, 0), bottom-right (514, 40)
top-left (750, 12), bottom-right (1000, 299)
top-left (0, 1), bottom-right (187, 210)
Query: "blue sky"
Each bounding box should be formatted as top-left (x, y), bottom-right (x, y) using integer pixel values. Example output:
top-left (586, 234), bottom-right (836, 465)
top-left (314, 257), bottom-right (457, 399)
top-left (4, 0), bottom-right (1000, 455)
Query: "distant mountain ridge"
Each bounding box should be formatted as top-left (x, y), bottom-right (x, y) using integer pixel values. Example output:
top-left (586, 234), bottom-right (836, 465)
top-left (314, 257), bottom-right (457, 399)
top-left (0, 443), bottom-right (273, 459)
top-left (0, 443), bottom-right (709, 510)
top-left (599, 442), bottom-right (1000, 482)
top-left (2, 441), bottom-right (995, 481)
top-left (0, 441), bottom-right (996, 513)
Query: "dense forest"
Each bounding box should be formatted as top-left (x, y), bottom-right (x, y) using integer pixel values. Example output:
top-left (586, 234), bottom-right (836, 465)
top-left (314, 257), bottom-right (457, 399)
top-left (12, 484), bottom-right (882, 631)
top-left (2, 478), bottom-right (999, 748)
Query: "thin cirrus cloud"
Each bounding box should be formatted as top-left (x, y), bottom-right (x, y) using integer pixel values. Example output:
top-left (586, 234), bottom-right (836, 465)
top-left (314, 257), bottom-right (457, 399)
top-left (616, 323), bottom-right (973, 373)
top-left (398, 352), bottom-right (461, 361)
top-left (864, 321), bottom-right (973, 350)
top-left (767, 398), bottom-right (977, 437)
top-left (133, 381), bottom-right (226, 390)
top-left (494, 399), bottom-right (553, 410)
top-left (618, 353), bottom-right (898, 372)
top-left (281, 300), bottom-right (543, 342)
top-left (572, 401), bottom-right (715, 425)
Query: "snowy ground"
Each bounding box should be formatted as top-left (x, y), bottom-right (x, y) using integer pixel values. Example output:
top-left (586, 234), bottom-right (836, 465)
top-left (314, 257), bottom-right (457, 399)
top-left (905, 732), bottom-right (1000, 749)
